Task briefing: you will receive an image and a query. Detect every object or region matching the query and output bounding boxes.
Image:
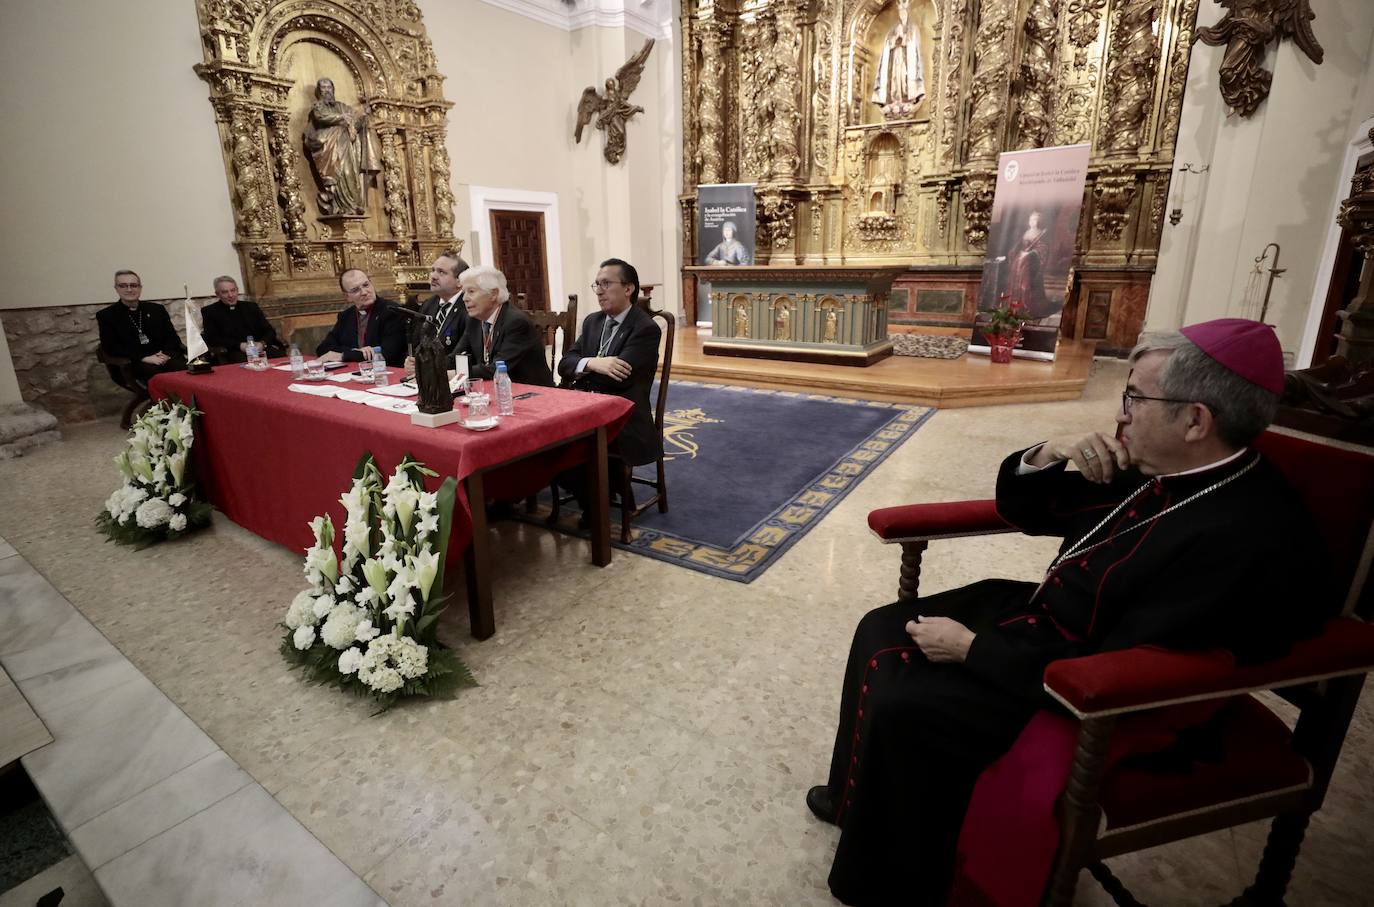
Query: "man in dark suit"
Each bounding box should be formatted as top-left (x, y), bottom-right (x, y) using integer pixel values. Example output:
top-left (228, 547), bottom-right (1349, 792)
top-left (315, 268), bottom-right (408, 367)
top-left (453, 265), bottom-right (554, 386)
top-left (96, 269), bottom-right (186, 384)
top-left (404, 251), bottom-right (468, 377)
top-left (200, 275), bottom-right (284, 363)
top-left (558, 258), bottom-right (662, 467)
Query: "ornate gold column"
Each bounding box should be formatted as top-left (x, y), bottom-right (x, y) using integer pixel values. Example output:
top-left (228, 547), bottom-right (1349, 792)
top-left (1092, 0), bottom-right (1161, 244)
top-left (697, 16), bottom-right (727, 185)
top-left (962, 0), bottom-right (1017, 248)
top-left (1013, 0), bottom-right (1061, 150)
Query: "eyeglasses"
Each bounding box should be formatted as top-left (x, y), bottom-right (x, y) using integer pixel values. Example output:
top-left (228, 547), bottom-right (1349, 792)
top-left (344, 282), bottom-right (372, 296)
top-left (115, 282), bottom-right (141, 289)
top-left (1121, 391), bottom-right (1194, 414)
top-left (591, 280), bottom-right (627, 291)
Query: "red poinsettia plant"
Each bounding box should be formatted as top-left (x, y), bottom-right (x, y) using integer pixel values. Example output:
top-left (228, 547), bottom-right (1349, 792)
top-left (984, 297), bottom-right (1029, 341)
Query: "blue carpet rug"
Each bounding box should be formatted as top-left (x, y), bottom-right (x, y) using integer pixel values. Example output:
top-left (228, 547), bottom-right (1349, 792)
top-left (522, 381), bottom-right (934, 582)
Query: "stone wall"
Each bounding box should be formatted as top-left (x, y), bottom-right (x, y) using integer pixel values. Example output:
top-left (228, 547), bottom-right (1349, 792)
top-left (1, 299), bottom-right (203, 424)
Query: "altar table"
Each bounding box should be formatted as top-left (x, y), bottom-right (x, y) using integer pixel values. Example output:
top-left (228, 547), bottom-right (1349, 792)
top-left (150, 364), bottom-right (631, 639)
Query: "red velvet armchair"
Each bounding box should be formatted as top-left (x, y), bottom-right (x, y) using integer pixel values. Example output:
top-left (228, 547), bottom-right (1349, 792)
top-left (867, 430), bottom-right (1374, 906)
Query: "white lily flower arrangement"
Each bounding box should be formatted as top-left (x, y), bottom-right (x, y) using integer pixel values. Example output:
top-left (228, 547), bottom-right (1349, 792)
top-left (280, 453), bottom-right (474, 709)
top-left (97, 398), bottom-right (212, 548)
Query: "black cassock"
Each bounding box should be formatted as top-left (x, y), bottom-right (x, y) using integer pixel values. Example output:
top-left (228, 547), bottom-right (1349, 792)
top-left (822, 446), bottom-right (1325, 907)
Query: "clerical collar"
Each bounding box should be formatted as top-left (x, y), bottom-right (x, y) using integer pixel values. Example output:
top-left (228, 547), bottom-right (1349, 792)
top-left (1160, 447), bottom-right (1249, 479)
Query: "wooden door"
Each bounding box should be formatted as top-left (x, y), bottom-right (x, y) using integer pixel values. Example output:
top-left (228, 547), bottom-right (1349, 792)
top-left (490, 210), bottom-right (551, 310)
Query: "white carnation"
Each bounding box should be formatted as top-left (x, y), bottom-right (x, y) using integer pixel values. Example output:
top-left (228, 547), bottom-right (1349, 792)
top-left (284, 590), bottom-right (317, 629)
top-left (321, 603), bottom-right (365, 650)
top-left (311, 594), bottom-right (336, 619)
top-left (135, 497), bottom-right (173, 529)
top-left (168, 492), bottom-right (187, 507)
top-left (168, 513), bottom-right (188, 532)
top-left (338, 647), bottom-right (363, 675)
top-left (355, 619), bottom-right (380, 642)
top-left (292, 625), bottom-right (316, 651)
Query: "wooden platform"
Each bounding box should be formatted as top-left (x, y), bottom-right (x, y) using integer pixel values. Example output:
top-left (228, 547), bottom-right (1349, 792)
top-left (671, 327), bottom-right (1096, 408)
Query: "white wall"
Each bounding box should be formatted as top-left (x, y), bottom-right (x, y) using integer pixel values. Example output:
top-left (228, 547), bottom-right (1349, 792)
top-left (0, 0), bottom-right (243, 308)
top-left (1147, 0), bottom-right (1374, 363)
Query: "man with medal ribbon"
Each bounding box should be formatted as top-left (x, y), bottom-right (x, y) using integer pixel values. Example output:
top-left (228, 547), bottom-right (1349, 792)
top-left (450, 265), bottom-right (553, 387)
top-left (808, 318), bottom-right (1326, 907)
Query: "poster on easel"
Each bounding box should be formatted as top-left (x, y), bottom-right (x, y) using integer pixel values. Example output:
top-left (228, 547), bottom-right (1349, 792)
top-left (969, 144), bottom-right (1091, 362)
top-left (696, 184), bottom-right (756, 325)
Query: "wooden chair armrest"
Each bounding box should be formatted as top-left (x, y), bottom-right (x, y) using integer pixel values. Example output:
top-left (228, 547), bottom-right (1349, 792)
top-left (96, 348), bottom-right (133, 367)
top-left (868, 499), bottom-right (1014, 543)
top-left (1043, 617), bottom-right (1374, 718)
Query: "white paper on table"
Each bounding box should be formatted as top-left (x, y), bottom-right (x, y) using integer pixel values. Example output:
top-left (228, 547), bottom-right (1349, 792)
top-left (327, 372), bottom-right (355, 383)
top-left (335, 388), bottom-right (374, 404)
top-left (366, 382), bottom-right (418, 397)
top-left (286, 383), bottom-right (340, 397)
top-left (359, 394), bottom-right (419, 414)
top-left (272, 364), bottom-right (295, 371)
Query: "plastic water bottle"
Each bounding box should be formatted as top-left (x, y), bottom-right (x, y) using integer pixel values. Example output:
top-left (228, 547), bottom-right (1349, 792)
top-left (289, 343), bottom-right (305, 378)
top-left (372, 346), bottom-right (389, 386)
top-left (245, 335), bottom-right (259, 369)
top-left (494, 361), bottom-right (514, 416)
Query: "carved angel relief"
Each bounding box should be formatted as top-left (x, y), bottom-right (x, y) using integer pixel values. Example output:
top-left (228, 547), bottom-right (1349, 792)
top-left (1196, 0), bottom-right (1323, 118)
top-left (574, 39), bottom-right (655, 165)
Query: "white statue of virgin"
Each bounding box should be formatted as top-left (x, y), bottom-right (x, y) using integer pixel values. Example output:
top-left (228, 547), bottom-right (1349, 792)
top-left (871, 0), bottom-right (925, 118)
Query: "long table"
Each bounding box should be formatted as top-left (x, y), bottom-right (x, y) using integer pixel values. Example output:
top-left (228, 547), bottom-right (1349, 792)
top-left (150, 364), bottom-right (631, 639)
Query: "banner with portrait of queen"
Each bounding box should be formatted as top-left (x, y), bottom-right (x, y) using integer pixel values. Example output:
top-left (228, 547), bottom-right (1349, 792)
top-left (969, 144), bottom-right (1092, 362)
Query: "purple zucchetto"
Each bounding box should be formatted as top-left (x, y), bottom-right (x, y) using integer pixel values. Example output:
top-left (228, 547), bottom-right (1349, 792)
top-left (1179, 318), bottom-right (1284, 395)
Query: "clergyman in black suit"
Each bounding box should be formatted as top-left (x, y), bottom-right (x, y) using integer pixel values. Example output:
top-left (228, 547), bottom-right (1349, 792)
top-left (315, 268), bottom-right (408, 367)
top-left (404, 250), bottom-right (468, 377)
top-left (558, 258), bottom-right (662, 467)
top-left (96, 269), bottom-right (186, 384)
top-left (453, 266), bottom-right (555, 386)
top-left (200, 275), bottom-right (284, 363)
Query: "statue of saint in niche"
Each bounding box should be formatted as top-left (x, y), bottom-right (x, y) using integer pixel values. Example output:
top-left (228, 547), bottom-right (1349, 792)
top-left (304, 77), bottom-right (380, 216)
top-left (871, 0), bottom-right (925, 119)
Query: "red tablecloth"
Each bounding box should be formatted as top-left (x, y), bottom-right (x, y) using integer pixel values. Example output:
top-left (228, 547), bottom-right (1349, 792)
top-left (150, 364), bottom-right (631, 558)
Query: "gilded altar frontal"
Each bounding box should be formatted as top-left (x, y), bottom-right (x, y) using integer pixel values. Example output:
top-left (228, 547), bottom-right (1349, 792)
top-left (680, 0), bottom-right (1200, 351)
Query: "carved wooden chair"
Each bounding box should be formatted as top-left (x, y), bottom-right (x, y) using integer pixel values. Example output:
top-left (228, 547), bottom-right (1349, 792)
top-left (615, 301), bottom-right (676, 541)
top-left (866, 430), bottom-right (1374, 906)
top-left (96, 346), bottom-right (151, 430)
top-left (523, 295), bottom-right (581, 380)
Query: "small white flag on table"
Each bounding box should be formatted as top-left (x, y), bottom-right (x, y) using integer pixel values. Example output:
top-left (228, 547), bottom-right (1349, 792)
top-left (184, 285), bottom-right (208, 362)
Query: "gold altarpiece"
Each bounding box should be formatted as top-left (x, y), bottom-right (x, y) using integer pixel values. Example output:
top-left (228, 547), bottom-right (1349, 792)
top-left (680, 0), bottom-right (1201, 353)
top-left (192, 0), bottom-right (458, 327)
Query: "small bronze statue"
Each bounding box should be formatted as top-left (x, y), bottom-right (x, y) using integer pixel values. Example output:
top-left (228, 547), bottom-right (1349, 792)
top-left (414, 319), bottom-right (454, 416)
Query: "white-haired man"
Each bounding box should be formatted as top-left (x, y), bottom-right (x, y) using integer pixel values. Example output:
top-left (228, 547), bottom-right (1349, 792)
top-left (451, 265), bottom-right (553, 386)
top-left (810, 319), bottom-right (1324, 907)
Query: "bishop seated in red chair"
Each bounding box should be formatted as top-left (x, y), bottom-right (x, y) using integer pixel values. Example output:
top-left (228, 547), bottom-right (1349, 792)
top-left (807, 319), bottom-right (1330, 906)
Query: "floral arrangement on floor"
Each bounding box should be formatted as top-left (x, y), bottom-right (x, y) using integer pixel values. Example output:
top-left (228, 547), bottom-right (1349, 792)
top-left (97, 398), bottom-right (213, 548)
top-left (281, 453), bottom-right (475, 709)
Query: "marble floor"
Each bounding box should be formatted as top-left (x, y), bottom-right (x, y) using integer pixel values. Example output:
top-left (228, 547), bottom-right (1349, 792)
top-left (0, 360), bottom-right (1370, 906)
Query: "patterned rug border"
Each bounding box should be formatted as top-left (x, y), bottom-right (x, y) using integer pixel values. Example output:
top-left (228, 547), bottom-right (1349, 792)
top-left (520, 381), bottom-right (936, 583)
